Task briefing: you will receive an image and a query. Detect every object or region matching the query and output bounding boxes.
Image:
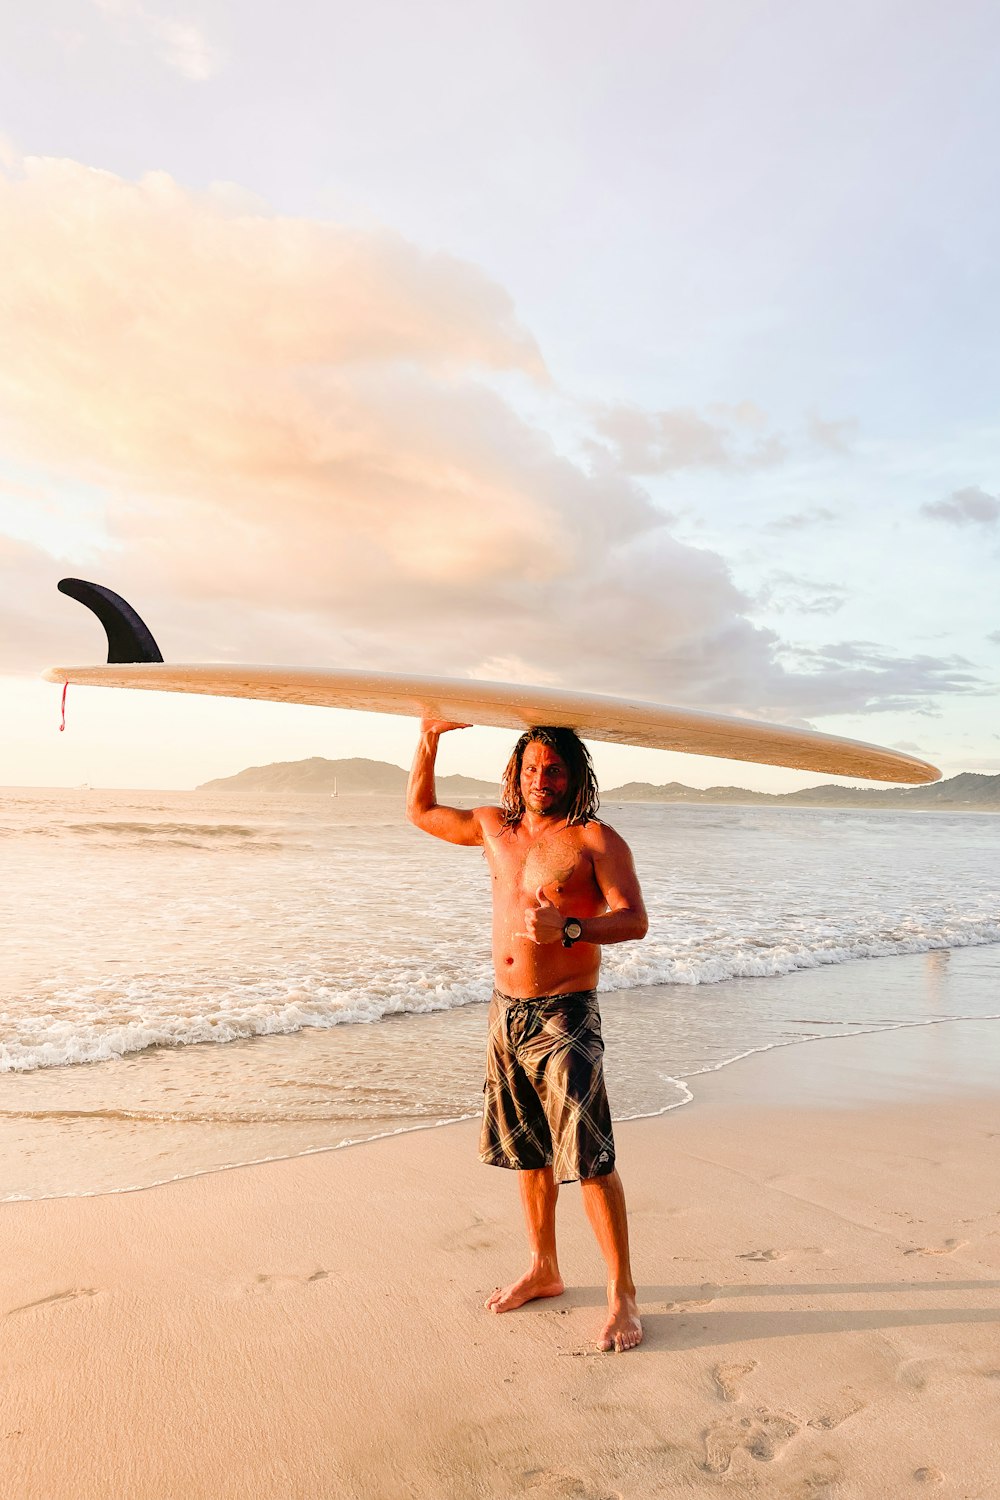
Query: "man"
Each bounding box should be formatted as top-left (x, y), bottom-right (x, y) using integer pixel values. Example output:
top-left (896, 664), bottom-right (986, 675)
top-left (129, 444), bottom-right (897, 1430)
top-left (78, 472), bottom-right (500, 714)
top-left (407, 719), bottom-right (648, 1353)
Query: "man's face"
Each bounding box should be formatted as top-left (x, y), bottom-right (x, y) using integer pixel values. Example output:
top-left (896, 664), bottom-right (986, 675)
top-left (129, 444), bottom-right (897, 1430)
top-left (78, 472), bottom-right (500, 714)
top-left (519, 741), bottom-right (571, 817)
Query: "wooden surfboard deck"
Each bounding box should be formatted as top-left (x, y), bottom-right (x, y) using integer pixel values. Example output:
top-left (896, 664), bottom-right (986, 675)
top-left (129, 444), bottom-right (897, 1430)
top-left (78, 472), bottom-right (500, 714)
top-left (42, 661), bottom-right (942, 784)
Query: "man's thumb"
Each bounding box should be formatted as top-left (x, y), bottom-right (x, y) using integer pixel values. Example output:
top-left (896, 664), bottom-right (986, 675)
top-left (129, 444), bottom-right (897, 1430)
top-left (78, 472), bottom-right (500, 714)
top-left (535, 884), bottom-right (552, 908)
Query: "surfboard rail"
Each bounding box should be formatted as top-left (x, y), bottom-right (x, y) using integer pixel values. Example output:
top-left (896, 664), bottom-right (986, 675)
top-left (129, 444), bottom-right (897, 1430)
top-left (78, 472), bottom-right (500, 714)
top-left (45, 575), bottom-right (941, 784)
top-left (42, 660), bottom-right (942, 785)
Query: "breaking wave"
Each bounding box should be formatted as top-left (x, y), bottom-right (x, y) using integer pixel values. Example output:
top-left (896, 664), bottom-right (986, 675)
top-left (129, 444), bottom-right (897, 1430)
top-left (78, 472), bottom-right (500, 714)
top-left (4, 913), bottom-right (999, 1075)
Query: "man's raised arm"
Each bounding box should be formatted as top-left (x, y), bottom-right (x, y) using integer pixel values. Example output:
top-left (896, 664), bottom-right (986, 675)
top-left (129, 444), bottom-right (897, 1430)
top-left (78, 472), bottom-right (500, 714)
top-left (406, 719), bottom-right (485, 847)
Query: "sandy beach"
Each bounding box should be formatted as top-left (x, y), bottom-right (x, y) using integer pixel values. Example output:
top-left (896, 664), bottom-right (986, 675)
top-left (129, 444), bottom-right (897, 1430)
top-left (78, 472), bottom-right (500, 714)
top-left (2, 1019), bottom-right (998, 1500)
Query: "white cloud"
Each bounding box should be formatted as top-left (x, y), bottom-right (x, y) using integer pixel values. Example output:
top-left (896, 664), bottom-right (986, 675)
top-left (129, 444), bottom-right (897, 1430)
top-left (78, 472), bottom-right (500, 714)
top-left (806, 413), bottom-right (857, 454)
top-left (90, 1), bottom-right (221, 81)
top-left (922, 486), bottom-right (1000, 527)
top-left (763, 507), bottom-right (837, 533)
top-left (757, 571), bottom-right (848, 616)
top-left (588, 401), bottom-right (787, 475)
top-left (0, 157), bottom-right (985, 725)
top-left (0, 537), bottom-right (88, 672)
top-left (148, 15), bottom-right (218, 80)
top-left (776, 641), bottom-right (980, 717)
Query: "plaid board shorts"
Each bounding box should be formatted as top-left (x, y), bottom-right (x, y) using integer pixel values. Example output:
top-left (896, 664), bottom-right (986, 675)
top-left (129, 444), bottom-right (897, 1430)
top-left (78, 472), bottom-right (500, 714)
top-left (479, 988), bottom-right (616, 1184)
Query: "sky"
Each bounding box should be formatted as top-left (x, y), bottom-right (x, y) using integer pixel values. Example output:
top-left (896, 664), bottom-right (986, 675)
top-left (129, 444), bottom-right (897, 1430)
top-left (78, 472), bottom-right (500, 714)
top-left (1, 0), bottom-right (998, 792)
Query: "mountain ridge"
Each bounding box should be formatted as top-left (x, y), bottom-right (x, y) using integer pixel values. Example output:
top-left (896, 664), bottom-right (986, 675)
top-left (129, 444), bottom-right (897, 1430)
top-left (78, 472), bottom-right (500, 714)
top-left (197, 758), bottom-right (1000, 810)
top-left (198, 756), bottom-right (494, 796)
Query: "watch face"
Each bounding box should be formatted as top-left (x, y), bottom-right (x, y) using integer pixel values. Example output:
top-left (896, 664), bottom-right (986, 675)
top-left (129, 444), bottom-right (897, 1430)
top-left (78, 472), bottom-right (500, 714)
top-left (565, 920), bottom-right (582, 941)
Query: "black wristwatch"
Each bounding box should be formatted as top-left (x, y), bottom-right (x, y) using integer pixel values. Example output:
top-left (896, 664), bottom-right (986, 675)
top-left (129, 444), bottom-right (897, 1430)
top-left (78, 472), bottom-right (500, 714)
top-left (561, 918), bottom-right (584, 948)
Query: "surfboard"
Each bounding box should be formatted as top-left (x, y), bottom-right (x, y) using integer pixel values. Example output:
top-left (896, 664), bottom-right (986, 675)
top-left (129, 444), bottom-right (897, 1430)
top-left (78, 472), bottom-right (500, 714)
top-left (43, 579), bottom-right (941, 785)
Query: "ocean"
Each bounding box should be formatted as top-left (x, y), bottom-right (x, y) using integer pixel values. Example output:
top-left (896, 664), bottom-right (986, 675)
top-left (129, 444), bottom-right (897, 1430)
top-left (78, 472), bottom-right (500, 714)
top-left (2, 787), bottom-right (998, 1200)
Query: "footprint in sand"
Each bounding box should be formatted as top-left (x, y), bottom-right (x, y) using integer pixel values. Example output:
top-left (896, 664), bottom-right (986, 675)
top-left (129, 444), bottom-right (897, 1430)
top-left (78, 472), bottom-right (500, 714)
top-left (665, 1283), bottom-right (721, 1311)
top-left (796, 1459), bottom-right (846, 1499)
top-left (807, 1389), bottom-right (864, 1430)
top-left (711, 1360), bottom-right (757, 1403)
top-left (441, 1211), bottom-right (498, 1254)
top-left (7, 1287), bottom-right (99, 1315)
top-left (737, 1248), bottom-right (783, 1262)
top-left (913, 1466), bottom-right (945, 1484)
top-left (521, 1468), bottom-right (621, 1500)
top-left (896, 1358), bottom-right (938, 1391)
top-left (809, 1386), bottom-right (863, 1434)
top-left (903, 1238), bottom-right (967, 1256)
top-left (701, 1408), bottom-right (800, 1474)
top-left (247, 1269), bottom-right (330, 1293)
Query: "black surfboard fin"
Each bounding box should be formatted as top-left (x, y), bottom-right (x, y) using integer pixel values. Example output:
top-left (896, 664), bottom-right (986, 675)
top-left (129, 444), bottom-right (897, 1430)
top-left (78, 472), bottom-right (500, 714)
top-left (57, 578), bottom-right (164, 664)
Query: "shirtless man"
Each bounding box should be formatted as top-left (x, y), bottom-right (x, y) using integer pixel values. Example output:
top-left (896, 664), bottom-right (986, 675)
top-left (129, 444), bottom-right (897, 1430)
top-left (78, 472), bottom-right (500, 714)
top-left (407, 721), bottom-right (648, 1353)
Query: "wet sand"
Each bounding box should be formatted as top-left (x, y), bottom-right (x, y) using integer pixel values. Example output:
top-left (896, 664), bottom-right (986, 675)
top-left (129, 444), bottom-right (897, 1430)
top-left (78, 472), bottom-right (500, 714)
top-left (2, 1019), bottom-right (999, 1499)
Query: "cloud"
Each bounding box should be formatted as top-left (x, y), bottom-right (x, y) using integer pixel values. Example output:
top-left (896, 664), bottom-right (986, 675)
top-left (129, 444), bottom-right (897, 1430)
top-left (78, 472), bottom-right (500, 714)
top-left (775, 641), bottom-right (980, 717)
top-left (0, 157), bottom-right (985, 726)
top-left (91, 0), bottom-right (221, 80)
top-left (0, 536), bottom-right (86, 672)
top-left (757, 571), bottom-right (848, 616)
top-left (921, 486), bottom-right (1000, 527)
top-left (588, 401), bottom-right (786, 476)
top-left (806, 413), bottom-right (857, 454)
top-left (763, 506), bottom-right (837, 534)
top-left (988, 631), bottom-right (1000, 645)
top-left (147, 16), bottom-right (218, 80)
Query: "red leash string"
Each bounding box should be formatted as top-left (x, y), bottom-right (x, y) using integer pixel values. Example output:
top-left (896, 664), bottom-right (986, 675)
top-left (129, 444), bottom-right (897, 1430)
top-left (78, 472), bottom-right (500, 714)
top-left (60, 681), bottom-right (68, 732)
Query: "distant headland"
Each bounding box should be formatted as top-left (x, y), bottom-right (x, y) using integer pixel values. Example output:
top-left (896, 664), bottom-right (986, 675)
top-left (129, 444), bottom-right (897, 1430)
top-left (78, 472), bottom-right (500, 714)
top-left (197, 758), bottom-right (1000, 811)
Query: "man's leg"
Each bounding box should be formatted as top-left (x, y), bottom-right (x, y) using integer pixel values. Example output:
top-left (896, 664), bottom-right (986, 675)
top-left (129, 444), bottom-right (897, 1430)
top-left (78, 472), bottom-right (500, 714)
top-left (580, 1169), bottom-right (643, 1352)
top-left (484, 1165), bottom-right (566, 1313)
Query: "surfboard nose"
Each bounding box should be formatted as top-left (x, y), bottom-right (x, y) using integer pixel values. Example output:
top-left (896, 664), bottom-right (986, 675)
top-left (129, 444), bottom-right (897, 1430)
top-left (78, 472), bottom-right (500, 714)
top-left (57, 578), bottom-right (164, 664)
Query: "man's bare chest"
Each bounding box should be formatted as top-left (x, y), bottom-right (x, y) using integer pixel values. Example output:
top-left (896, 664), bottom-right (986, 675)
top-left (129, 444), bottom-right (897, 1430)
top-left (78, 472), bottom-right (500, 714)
top-left (486, 828), bottom-right (596, 900)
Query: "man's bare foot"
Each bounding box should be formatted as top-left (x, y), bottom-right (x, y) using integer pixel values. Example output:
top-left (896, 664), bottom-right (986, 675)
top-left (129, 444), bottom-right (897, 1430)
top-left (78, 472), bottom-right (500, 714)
top-left (485, 1268), bottom-right (565, 1314)
top-left (597, 1291), bottom-right (643, 1352)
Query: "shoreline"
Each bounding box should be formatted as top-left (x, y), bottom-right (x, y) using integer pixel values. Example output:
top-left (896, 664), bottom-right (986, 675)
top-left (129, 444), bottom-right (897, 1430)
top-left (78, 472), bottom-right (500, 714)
top-left (5, 942), bottom-right (1000, 1205)
top-left (3, 1021), bottom-right (1000, 1497)
top-left (6, 1007), bottom-right (999, 1208)
top-left (7, 786), bottom-right (999, 1204)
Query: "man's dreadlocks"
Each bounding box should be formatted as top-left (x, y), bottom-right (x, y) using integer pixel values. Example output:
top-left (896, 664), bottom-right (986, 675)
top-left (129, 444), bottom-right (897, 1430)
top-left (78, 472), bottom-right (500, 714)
top-left (498, 726), bottom-right (600, 832)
